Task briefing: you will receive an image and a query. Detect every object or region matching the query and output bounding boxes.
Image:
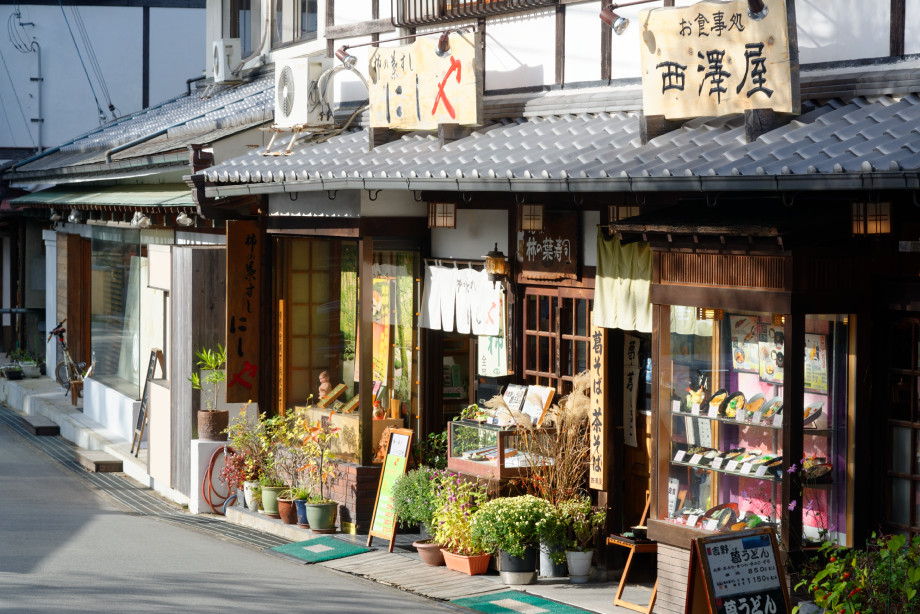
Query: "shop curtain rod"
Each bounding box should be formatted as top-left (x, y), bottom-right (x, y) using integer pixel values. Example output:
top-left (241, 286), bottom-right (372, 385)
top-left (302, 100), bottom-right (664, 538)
top-left (424, 258), bottom-right (484, 268)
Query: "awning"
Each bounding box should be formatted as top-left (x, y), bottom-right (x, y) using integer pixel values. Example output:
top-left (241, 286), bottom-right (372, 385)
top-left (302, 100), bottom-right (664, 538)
top-left (10, 184), bottom-right (195, 209)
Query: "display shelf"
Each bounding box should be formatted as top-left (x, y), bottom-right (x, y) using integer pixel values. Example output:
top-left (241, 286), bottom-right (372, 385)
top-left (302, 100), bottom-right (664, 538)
top-left (670, 410), bottom-right (834, 437)
top-left (446, 419), bottom-right (532, 481)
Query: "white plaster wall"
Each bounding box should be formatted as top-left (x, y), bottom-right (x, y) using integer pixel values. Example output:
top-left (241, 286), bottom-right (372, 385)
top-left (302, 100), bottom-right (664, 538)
top-left (270, 190), bottom-right (360, 217)
top-left (564, 4), bottom-right (603, 84)
top-left (190, 439), bottom-right (228, 514)
top-left (334, 0), bottom-right (372, 25)
top-left (360, 191), bottom-right (425, 217)
top-left (907, 0), bottom-right (920, 55)
top-left (796, 0), bottom-right (889, 63)
top-left (148, 380), bottom-right (171, 487)
top-left (83, 377), bottom-right (142, 443)
top-left (485, 8), bottom-right (556, 90)
top-left (149, 8), bottom-right (207, 106)
top-left (431, 209), bottom-right (507, 260)
top-left (0, 5), bottom-right (205, 150)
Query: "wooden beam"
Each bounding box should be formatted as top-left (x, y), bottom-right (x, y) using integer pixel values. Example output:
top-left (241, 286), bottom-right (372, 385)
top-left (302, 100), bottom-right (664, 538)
top-left (326, 17), bottom-right (395, 40)
top-left (639, 112), bottom-right (682, 145)
top-left (744, 108), bottom-right (794, 143)
top-left (890, 0), bottom-right (906, 56)
top-left (326, 0), bottom-right (335, 57)
top-left (358, 237), bottom-right (375, 466)
top-left (438, 123), bottom-right (473, 147)
top-left (601, 9), bottom-right (611, 81)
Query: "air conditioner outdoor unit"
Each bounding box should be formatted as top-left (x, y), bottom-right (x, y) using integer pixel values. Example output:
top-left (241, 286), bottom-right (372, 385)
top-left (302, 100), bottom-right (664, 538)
top-left (213, 38), bottom-right (241, 83)
top-left (274, 57), bottom-right (334, 129)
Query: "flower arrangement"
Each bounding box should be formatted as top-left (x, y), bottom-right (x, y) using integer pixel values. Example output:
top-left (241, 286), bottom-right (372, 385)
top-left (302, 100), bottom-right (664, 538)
top-left (223, 403), bottom-right (270, 483)
top-left (794, 533), bottom-right (920, 613)
top-left (391, 466), bottom-right (446, 532)
top-left (557, 495), bottom-right (607, 552)
top-left (271, 408), bottom-right (314, 498)
top-left (470, 495), bottom-right (554, 559)
top-left (431, 472), bottom-right (489, 556)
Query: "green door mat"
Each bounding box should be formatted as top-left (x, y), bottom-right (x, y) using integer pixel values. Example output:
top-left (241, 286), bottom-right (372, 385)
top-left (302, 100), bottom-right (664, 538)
top-left (270, 537), bottom-right (371, 563)
top-left (452, 591), bottom-right (592, 614)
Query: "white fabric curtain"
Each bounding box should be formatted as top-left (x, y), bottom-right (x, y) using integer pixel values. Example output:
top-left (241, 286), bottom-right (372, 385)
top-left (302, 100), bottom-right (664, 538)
top-left (593, 229), bottom-right (653, 333)
top-left (421, 264), bottom-right (501, 335)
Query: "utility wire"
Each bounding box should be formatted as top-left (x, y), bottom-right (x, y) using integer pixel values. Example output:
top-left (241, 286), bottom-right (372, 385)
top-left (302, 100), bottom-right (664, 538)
top-left (0, 43), bottom-right (36, 147)
top-left (70, 5), bottom-right (116, 118)
top-left (58, 0), bottom-right (107, 123)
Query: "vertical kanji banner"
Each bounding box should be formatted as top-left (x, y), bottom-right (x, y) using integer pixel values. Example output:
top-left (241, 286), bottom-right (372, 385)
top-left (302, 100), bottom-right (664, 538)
top-left (623, 333), bottom-right (640, 448)
top-left (226, 220), bottom-right (260, 403)
top-left (589, 324), bottom-right (607, 490)
top-left (639, 0), bottom-right (798, 119)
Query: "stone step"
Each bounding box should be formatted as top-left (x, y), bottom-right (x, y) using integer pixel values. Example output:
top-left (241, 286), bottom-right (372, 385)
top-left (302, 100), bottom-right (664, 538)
top-left (76, 450), bottom-right (123, 473)
top-left (22, 414), bottom-right (60, 436)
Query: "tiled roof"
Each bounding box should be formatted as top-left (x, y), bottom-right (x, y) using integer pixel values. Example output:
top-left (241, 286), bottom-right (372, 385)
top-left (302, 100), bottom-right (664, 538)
top-left (5, 75), bottom-right (274, 181)
top-left (199, 93), bottom-right (920, 197)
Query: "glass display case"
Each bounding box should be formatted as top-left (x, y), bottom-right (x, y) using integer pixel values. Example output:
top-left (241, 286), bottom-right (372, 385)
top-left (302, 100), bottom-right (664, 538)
top-left (447, 419), bottom-right (531, 480)
top-left (659, 308), bottom-right (848, 545)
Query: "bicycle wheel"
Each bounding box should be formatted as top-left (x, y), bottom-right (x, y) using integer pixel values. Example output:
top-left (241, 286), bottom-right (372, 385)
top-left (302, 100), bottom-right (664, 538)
top-left (55, 361), bottom-right (71, 391)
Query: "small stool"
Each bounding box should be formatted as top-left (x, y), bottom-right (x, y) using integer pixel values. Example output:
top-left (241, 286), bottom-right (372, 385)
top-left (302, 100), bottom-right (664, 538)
top-left (606, 534), bottom-right (658, 614)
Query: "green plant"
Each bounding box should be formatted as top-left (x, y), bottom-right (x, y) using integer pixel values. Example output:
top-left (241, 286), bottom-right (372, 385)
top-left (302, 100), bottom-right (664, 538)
top-left (431, 472), bottom-right (489, 556)
top-left (794, 533), bottom-right (920, 613)
top-left (417, 431), bottom-right (448, 470)
top-left (270, 408), bottom-right (313, 498)
top-left (391, 466), bottom-right (445, 532)
top-left (189, 344), bottom-right (227, 411)
top-left (223, 403), bottom-right (269, 482)
top-left (299, 416), bottom-right (341, 502)
top-left (470, 495), bottom-right (554, 559)
top-left (557, 495), bottom-right (607, 552)
top-left (292, 486), bottom-right (311, 500)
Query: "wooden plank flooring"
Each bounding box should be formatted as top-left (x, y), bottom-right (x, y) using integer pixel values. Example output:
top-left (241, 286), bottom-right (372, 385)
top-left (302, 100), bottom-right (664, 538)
top-left (320, 551), bottom-right (507, 601)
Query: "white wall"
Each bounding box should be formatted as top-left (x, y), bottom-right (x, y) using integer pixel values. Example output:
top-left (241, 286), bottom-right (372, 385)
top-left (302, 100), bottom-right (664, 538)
top-left (906, 0), bottom-right (920, 55)
top-left (149, 8), bottom-right (208, 106)
top-left (485, 8), bottom-right (556, 90)
top-left (431, 209), bottom-right (508, 260)
top-left (796, 0), bottom-right (890, 63)
top-left (0, 4), bottom-right (205, 150)
top-left (583, 210), bottom-right (599, 268)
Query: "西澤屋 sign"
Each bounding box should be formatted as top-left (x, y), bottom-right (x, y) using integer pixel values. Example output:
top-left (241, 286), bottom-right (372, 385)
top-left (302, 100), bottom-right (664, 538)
top-left (368, 31), bottom-right (483, 130)
top-left (639, 0), bottom-right (799, 120)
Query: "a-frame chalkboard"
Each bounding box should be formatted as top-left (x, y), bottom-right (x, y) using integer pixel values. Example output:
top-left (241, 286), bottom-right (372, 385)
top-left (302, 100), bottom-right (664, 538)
top-left (131, 349), bottom-right (164, 457)
top-left (367, 428), bottom-right (414, 552)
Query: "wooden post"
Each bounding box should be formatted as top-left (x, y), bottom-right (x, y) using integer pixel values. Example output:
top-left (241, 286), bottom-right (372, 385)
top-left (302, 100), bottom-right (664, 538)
top-left (358, 237), bottom-right (375, 466)
top-left (781, 311), bottom-right (805, 554)
top-left (640, 113), bottom-right (682, 145)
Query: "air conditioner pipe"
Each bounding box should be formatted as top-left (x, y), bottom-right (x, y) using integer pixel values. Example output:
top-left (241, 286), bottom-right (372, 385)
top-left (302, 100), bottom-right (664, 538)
top-left (186, 74), bottom-right (207, 95)
top-left (232, 0), bottom-right (272, 76)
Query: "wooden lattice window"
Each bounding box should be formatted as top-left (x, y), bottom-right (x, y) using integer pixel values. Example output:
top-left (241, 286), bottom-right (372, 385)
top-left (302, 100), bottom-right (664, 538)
top-left (522, 287), bottom-right (593, 396)
top-left (886, 318), bottom-right (920, 536)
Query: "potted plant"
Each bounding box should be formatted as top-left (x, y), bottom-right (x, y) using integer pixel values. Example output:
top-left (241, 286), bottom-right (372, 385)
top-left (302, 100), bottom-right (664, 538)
top-left (300, 415), bottom-right (341, 532)
top-left (471, 494), bottom-right (554, 584)
top-left (223, 403), bottom-right (269, 511)
top-left (10, 348), bottom-right (41, 378)
top-left (291, 486), bottom-right (311, 527)
top-left (255, 414), bottom-right (286, 517)
top-left (557, 495), bottom-right (607, 583)
top-left (392, 466), bottom-right (447, 566)
top-left (432, 472), bottom-right (491, 575)
top-left (272, 408), bottom-right (313, 525)
top-left (190, 343), bottom-right (229, 441)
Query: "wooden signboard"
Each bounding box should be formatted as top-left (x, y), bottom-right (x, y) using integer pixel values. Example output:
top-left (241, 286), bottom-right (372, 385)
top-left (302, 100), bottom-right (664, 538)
top-left (685, 528), bottom-right (790, 614)
top-left (517, 211), bottom-right (578, 281)
top-left (589, 325), bottom-right (607, 489)
top-left (522, 385), bottom-right (554, 427)
top-left (640, 0), bottom-right (799, 120)
top-left (368, 31), bottom-right (483, 130)
top-left (131, 348), bottom-right (164, 457)
top-left (226, 220), bottom-right (261, 403)
top-left (367, 428), bottom-right (414, 552)
top-left (502, 384), bottom-right (527, 414)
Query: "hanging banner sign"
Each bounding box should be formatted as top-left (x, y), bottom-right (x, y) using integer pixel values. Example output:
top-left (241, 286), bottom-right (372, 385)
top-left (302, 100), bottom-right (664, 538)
top-left (226, 220), bottom-right (261, 403)
top-left (589, 324), bottom-right (607, 490)
top-left (640, 0), bottom-right (799, 120)
top-left (623, 334), bottom-right (640, 448)
top-left (368, 31), bottom-right (483, 130)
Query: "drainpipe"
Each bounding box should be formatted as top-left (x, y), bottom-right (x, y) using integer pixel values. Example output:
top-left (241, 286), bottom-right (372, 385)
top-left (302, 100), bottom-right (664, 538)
top-left (231, 0), bottom-right (272, 76)
top-left (186, 75), bottom-right (207, 95)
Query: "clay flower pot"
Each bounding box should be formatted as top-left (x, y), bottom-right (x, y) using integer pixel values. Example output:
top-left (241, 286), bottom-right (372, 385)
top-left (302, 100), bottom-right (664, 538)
top-left (441, 550), bottom-right (491, 576)
top-left (413, 539), bottom-right (445, 566)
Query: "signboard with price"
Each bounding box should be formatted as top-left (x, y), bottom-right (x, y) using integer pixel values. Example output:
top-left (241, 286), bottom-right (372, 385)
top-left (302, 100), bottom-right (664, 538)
top-left (685, 528), bottom-right (790, 614)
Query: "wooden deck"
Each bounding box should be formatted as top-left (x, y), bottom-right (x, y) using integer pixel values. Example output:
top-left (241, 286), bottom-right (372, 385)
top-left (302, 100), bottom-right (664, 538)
top-left (321, 550), bottom-right (507, 601)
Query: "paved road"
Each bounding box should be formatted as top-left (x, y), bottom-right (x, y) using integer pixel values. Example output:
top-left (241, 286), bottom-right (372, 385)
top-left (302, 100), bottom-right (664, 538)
top-left (0, 421), bottom-right (458, 614)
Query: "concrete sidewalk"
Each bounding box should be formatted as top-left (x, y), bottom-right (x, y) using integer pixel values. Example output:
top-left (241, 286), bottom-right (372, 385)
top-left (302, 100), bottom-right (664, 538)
top-left (0, 373), bottom-right (657, 614)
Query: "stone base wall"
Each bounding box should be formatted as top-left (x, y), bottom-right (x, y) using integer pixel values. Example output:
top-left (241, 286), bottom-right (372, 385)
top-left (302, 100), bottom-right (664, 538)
top-left (327, 461), bottom-right (382, 533)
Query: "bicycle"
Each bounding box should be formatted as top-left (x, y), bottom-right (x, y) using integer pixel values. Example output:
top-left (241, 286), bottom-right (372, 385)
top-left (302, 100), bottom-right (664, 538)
top-left (48, 319), bottom-right (89, 395)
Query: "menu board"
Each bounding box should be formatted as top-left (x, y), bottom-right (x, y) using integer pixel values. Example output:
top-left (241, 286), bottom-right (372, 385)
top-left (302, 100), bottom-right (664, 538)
top-left (757, 324), bottom-right (784, 385)
top-left (686, 528), bottom-right (790, 614)
top-left (804, 333), bottom-right (828, 394)
top-left (502, 384), bottom-right (527, 415)
top-left (729, 315), bottom-right (760, 374)
top-left (367, 429), bottom-right (414, 552)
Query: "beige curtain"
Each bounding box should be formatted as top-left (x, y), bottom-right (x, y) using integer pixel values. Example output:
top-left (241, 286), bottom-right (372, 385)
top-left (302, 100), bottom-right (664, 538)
top-left (593, 228), bottom-right (652, 333)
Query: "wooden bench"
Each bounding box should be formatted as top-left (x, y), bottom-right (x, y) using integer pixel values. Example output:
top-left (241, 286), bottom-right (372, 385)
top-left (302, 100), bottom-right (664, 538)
top-left (21, 414), bottom-right (60, 436)
top-left (606, 498), bottom-right (658, 614)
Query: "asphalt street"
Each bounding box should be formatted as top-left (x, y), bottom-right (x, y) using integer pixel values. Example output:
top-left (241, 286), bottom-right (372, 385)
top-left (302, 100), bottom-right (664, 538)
top-left (0, 418), bottom-right (458, 614)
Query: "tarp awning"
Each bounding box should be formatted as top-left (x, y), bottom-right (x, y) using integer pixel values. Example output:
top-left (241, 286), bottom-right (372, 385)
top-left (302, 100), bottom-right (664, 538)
top-left (11, 184), bottom-right (195, 209)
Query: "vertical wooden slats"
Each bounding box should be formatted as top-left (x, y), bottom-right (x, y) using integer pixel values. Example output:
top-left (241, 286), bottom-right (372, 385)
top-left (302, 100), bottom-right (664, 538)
top-left (658, 253), bottom-right (786, 290)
